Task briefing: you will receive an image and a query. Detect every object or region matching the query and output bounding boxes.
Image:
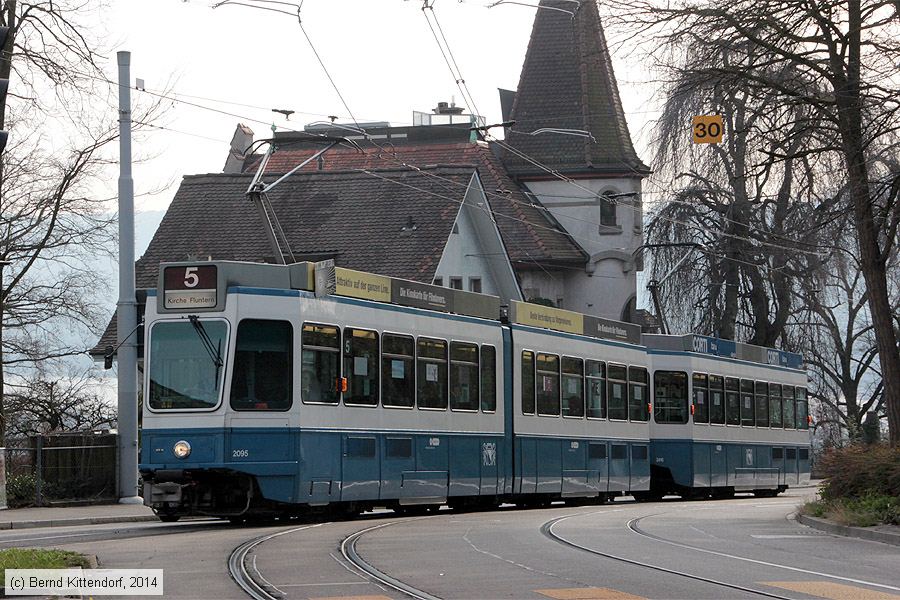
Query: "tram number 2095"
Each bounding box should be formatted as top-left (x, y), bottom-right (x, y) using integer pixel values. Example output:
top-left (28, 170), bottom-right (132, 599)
top-left (232, 449), bottom-right (249, 458)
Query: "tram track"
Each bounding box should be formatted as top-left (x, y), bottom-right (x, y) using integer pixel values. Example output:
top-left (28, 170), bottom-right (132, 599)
top-left (228, 517), bottom-right (440, 600)
top-left (626, 515), bottom-right (900, 593)
top-left (340, 520), bottom-right (443, 600)
top-left (228, 523), bottom-right (326, 600)
top-left (0, 520), bottom-right (222, 549)
top-left (542, 512), bottom-right (797, 600)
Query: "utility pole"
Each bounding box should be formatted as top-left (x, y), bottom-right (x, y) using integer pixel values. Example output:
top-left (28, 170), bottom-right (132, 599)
top-left (116, 51), bottom-right (140, 504)
top-left (0, 1), bottom-right (16, 511)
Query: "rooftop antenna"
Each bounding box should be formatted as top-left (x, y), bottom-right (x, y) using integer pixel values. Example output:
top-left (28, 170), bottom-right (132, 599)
top-left (272, 108), bottom-right (295, 120)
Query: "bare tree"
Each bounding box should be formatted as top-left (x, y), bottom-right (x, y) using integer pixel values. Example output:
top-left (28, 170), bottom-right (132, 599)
top-left (793, 212), bottom-right (892, 442)
top-left (0, 0), bottom-right (163, 445)
top-left (607, 0), bottom-right (900, 444)
top-left (645, 39), bottom-right (827, 346)
top-left (5, 369), bottom-right (115, 437)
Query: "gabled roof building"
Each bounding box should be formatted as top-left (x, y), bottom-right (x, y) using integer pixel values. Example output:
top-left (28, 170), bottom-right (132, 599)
top-left (93, 0), bottom-right (649, 354)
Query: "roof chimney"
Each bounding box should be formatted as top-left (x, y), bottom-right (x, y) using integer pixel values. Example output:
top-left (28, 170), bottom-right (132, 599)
top-left (433, 100), bottom-right (464, 115)
top-left (223, 123), bottom-right (254, 174)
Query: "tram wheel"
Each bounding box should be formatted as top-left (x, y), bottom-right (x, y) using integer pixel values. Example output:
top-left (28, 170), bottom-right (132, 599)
top-left (632, 491), bottom-right (663, 502)
top-left (394, 505), bottom-right (429, 516)
top-left (157, 514), bottom-right (181, 523)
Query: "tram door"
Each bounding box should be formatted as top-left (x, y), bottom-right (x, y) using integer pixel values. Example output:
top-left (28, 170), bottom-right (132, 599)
top-left (609, 443), bottom-right (629, 492)
top-left (341, 435), bottom-right (380, 502)
top-left (587, 441), bottom-right (609, 493)
top-left (710, 444), bottom-right (727, 487)
top-left (517, 438), bottom-right (538, 494)
top-left (785, 447), bottom-right (799, 485)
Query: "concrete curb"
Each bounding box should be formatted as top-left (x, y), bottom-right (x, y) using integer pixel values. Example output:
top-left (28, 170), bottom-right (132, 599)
top-left (0, 514), bottom-right (158, 530)
top-left (797, 513), bottom-right (900, 546)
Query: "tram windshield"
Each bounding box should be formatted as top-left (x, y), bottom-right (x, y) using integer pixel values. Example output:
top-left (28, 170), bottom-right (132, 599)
top-left (148, 320), bottom-right (228, 410)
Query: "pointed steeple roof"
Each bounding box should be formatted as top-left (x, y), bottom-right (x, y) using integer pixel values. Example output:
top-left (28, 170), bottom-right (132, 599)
top-left (502, 0), bottom-right (649, 178)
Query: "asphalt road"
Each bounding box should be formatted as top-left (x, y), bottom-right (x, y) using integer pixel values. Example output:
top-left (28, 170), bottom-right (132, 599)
top-left (5, 489), bottom-right (899, 600)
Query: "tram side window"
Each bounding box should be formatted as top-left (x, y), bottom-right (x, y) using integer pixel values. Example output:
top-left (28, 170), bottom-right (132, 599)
top-left (607, 364), bottom-right (628, 420)
top-left (755, 381), bottom-right (770, 427)
top-left (450, 341), bottom-right (479, 411)
top-left (709, 375), bottom-right (725, 424)
top-left (481, 345), bottom-right (497, 413)
top-left (562, 357), bottom-right (585, 418)
top-left (726, 377), bottom-right (741, 425)
top-left (343, 328), bottom-right (378, 406)
top-left (522, 351), bottom-right (536, 415)
top-left (382, 334), bottom-right (415, 408)
top-left (693, 373), bottom-right (709, 424)
top-left (769, 384), bottom-right (783, 427)
top-left (586, 360), bottom-right (606, 419)
top-left (301, 323), bottom-right (340, 404)
top-left (628, 366), bottom-right (649, 422)
top-left (653, 371), bottom-right (688, 424)
top-left (783, 386), bottom-right (796, 429)
top-left (537, 353), bottom-right (561, 416)
top-left (230, 319), bottom-right (292, 411)
top-left (417, 337), bottom-right (448, 409)
top-left (741, 379), bottom-right (755, 426)
top-left (797, 387), bottom-right (809, 429)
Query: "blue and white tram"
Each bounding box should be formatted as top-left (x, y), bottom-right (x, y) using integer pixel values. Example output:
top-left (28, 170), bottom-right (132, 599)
top-left (645, 334), bottom-right (811, 499)
top-left (142, 261), bottom-right (510, 519)
top-left (139, 260), bottom-right (810, 521)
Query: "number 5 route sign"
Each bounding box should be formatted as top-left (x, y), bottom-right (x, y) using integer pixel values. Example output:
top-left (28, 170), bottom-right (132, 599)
top-left (693, 115), bottom-right (724, 144)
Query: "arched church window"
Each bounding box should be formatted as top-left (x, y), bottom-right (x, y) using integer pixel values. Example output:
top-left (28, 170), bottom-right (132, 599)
top-left (600, 191), bottom-right (617, 227)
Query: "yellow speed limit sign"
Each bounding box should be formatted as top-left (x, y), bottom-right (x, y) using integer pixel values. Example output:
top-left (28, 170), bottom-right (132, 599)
top-left (692, 115), bottom-right (724, 144)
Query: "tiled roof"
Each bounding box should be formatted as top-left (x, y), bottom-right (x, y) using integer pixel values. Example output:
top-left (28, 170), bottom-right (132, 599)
top-left (92, 140), bottom-right (589, 356)
top-left (135, 166), bottom-right (485, 289)
top-left (503, 0), bottom-right (649, 177)
top-left (248, 139), bottom-right (587, 268)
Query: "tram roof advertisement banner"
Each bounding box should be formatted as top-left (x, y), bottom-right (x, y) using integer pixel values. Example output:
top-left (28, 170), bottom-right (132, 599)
top-left (315, 261), bottom-right (500, 320)
top-left (509, 301), bottom-right (642, 345)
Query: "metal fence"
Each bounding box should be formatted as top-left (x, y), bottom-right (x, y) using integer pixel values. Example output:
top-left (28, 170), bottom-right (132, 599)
top-left (5, 432), bottom-right (117, 507)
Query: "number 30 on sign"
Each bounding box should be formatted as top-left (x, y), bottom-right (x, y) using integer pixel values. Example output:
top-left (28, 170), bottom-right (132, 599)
top-left (692, 115), bottom-right (724, 144)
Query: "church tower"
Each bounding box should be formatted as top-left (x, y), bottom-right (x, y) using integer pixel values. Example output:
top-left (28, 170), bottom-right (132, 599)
top-left (501, 0), bottom-right (650, 322)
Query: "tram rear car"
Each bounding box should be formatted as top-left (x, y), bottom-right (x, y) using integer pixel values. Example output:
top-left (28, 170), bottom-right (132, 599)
top-left (645, 334), bottom-right (811, 499)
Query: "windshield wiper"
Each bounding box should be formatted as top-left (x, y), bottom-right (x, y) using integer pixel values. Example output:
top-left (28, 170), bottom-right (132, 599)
top-left (188, 316), bottom-right (224, 383)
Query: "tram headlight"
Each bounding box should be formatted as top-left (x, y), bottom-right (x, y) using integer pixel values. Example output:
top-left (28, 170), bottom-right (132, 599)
top-left (173, 440), bottom-right (192, 459)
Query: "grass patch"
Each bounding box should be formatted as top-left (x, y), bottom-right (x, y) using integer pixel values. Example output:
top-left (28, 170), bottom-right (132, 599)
top-left (0, 548), bottom-right (91, 582)
top-left (801, 494), bottom-right (900, 527)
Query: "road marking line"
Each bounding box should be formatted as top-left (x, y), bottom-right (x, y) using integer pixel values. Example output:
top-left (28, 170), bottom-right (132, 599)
top-left (536, 588), bottom-right (647, 600)
top-left (763, 581), bottom-right (900, 600)
top-left (751, 535), bottom-right (823, 539)
top-left (309, 596), bottom-right (394, 600)
top-left (276, 582), bottom-right (370, 587)
top-left (627, 518), bottom-right (900, 592)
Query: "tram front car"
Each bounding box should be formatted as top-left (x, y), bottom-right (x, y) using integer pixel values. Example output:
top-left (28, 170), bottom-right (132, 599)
top-left (140, 262), bottom-right (307, 521)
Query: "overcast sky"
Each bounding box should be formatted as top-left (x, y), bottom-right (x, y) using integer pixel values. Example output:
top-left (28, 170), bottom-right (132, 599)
top-left (100, 0), bottom-right (661, 214)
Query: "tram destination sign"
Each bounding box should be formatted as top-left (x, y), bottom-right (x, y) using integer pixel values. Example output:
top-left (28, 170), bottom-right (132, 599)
top-left (510, 301), bottom-right (641, 345)
top-left (163, 265), bottom-right (217, 309)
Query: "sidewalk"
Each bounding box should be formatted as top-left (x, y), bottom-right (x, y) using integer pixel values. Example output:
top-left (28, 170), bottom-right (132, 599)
top-left (0, 503), bottom-right (157, 530)
top-left (797, 513), bottom-right (900, 546)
